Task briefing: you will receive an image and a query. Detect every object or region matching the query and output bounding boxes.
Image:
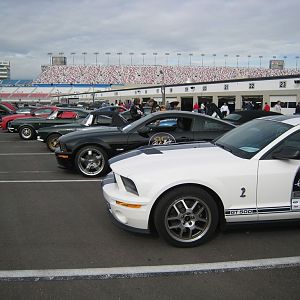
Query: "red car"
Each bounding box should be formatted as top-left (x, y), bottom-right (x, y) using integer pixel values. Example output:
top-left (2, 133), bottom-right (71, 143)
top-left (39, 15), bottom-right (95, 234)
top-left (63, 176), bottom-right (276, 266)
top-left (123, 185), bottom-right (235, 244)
top-left (1, 106), bottom-right (57, 131)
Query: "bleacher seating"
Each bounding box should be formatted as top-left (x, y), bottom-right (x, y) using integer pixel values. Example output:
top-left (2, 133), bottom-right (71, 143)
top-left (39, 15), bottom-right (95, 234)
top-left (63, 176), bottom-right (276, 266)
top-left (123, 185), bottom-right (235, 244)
top-left (33, 65), bottom-right (300, 85)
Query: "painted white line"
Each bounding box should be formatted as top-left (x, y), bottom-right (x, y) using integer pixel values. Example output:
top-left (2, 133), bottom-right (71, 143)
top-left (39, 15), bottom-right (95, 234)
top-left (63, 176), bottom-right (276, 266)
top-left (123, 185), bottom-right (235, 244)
top-left (0, 256), bottom-right (299, 282)
top-left (0, 179), bottom-right (102, 183)
top-left (0, 153), bottom-right (54, 156)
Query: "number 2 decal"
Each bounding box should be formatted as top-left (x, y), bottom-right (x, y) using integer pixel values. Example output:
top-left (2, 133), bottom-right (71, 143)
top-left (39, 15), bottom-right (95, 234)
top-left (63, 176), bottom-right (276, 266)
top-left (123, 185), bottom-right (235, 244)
top-left (240, 187), bottom-right (246, 198)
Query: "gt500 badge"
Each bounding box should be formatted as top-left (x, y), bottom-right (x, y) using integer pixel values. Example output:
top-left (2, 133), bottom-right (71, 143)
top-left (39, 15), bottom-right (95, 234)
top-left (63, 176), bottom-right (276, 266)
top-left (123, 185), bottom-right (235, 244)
top-left (148, 133), bottom-right (176, 145)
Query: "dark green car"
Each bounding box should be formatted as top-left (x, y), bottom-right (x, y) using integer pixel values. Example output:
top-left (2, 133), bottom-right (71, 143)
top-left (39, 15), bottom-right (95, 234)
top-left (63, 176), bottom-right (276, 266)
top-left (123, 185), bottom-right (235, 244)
top-left (9, 108), bottom-right (90, 140)
top-left (37, 110), bottom-right (129, 151)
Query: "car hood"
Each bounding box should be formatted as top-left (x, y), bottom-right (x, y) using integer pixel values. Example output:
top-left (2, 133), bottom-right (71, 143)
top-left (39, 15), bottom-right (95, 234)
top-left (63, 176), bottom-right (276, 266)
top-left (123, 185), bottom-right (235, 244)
top-left (60, 126), bottom-right (122, 142)
top-left (110, 142), bottom-right (238, 178)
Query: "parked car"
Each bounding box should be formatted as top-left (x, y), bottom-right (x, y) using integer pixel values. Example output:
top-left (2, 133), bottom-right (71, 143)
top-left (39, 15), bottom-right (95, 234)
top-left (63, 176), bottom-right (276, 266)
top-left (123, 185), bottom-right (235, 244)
top-left (1, 106), bottom-right (57, 131)
top-left (37, 110), bottom-right (129, 151)
top-left (9, 108), bottom-right (90, 140)
top-left (0, 103), bottom-right (15, 125)
top-left (223, 110), bottom-right (281, 125)
top-left (55, 111), bottom-right (235, 177)
top-left (102, 115), bottom-right (300, 247)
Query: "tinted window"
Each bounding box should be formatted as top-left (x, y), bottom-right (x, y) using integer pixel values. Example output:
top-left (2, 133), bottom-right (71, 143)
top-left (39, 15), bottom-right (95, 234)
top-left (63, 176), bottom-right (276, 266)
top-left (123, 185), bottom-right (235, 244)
top-left (35, 108), bottom-right (53, 115)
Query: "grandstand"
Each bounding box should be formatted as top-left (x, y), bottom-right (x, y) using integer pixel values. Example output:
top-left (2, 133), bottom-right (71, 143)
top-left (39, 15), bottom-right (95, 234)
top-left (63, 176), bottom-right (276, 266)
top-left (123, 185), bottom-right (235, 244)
top-left (34, 65), bottom-right (300, 85)
top-left (1, 65), bottom-right (299, 103)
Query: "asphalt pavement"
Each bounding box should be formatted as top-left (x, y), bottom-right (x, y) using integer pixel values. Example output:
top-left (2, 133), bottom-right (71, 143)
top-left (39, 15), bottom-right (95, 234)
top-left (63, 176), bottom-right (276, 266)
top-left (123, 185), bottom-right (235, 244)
top-left (0, 131), bottom-right (299, 299)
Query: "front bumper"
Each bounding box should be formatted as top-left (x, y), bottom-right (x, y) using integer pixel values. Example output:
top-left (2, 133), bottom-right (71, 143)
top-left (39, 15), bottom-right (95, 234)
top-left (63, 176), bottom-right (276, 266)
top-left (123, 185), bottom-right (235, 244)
top-left (37, 136), bottom-right (45, 142)
top-left (102, 174), bottom-right (151, 233)
top-left (8, 126), bottom-right (17, 133)
top-left (55, 149), bottom-right (74, 169)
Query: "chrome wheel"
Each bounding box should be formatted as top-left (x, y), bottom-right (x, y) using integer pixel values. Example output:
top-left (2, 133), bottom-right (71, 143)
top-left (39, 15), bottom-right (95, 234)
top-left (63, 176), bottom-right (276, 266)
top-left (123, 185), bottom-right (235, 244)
top-left (76, 146), bottom-right (108, 177)
top-left (154, 187), bottom-right (219, 247)
top-left (20, 126), bottom-right (34, 140)
top-left (165, 197), bottom-right (211, 243)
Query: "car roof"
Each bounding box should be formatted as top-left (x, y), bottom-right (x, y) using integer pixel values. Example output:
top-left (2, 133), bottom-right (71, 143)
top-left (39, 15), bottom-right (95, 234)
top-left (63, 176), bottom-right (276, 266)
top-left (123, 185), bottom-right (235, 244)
top-left (259, 115), bottom-right (300, 126)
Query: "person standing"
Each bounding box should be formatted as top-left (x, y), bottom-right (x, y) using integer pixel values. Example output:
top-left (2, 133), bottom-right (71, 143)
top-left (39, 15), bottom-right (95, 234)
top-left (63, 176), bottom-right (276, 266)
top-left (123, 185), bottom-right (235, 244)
top-left (193, 102), bottom-right (199, 112)
top-left (130, 98), bottom-right (144, 121)
top-left (295, 102), bottom-right (300, 114)
top-left (220, 103), bottom-right (230, 117)
top-left (274, 101), bottom-right (282, 113)
top-left (263, 102), bottom-right (270, 112)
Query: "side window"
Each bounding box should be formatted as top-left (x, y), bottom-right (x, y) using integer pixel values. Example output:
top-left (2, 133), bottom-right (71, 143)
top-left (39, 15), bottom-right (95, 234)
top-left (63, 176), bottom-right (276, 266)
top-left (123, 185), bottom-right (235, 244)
top-left (145, 117), bottom-right (193, 133)
top-left (265, 130), bottom-right (300, 159)
top-left (194, 117), bottom-right (232, 131)
top-left (94, 115), bottom-right (112, 125)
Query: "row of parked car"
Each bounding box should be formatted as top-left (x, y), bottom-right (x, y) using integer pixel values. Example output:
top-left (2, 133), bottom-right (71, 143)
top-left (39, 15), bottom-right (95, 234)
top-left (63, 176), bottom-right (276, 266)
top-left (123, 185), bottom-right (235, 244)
top-left (3, 102), bottom-right (299, 248)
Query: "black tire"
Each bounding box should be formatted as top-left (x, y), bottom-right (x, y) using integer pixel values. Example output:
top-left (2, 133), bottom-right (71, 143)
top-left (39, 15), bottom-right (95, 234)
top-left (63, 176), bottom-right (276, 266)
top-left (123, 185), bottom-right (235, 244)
top-left (46, 133), bottom-right (61, 152)
top-left (154, 186), bottom-right (219, 247)
top-left (75, 145), bottom-right (109, 177)
top-left (19, 126), bottom-right (36, 140)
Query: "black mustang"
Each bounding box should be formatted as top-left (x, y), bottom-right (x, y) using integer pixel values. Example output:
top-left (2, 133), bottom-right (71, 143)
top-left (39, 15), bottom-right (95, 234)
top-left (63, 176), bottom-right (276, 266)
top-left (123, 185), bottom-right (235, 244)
top-left (55, 111), bottom-right (235, 177)
top-left (37, 110), bottom-right (129, 151)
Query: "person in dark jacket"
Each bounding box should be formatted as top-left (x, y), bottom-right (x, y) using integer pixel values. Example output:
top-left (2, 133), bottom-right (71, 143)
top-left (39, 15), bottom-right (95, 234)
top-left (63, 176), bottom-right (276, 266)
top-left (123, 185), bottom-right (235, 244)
top-left (295, 102), bottom-right (300, 114)
top-left (130, 98), bottom-right (144, 121)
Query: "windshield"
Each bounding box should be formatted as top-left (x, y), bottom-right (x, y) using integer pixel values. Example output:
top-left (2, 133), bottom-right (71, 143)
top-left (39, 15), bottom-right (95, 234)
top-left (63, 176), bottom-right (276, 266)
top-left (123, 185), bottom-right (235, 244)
top-left (47, 110), bottom-right (58, 119)
top-left (214, 119), bottom-right (292, 159)
top-left (121, 113), bottom-right (154, 132)
top-left (81, 114), bottom-right (93, 126)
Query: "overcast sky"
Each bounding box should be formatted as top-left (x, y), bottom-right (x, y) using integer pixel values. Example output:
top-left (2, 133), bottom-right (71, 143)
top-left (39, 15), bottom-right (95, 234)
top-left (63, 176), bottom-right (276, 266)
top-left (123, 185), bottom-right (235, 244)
top-left (1, 0), bottom-right (299, 79)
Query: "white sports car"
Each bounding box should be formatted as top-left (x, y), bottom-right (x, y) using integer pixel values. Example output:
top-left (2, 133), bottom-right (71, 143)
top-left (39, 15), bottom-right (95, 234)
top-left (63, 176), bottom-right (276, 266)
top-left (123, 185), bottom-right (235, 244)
top-left (102, 115), bottom-right (300, 247)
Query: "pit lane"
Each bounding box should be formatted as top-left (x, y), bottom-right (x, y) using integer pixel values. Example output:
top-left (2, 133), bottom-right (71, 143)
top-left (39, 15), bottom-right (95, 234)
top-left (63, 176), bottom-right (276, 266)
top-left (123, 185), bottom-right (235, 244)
top-left (0, 131), bottom-right (299, 299)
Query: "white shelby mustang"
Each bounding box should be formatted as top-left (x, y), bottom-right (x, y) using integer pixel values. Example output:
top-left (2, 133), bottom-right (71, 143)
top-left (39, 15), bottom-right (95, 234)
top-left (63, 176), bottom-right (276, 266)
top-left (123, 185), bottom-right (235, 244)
top-left (102, 115), bottom-right (300, 247)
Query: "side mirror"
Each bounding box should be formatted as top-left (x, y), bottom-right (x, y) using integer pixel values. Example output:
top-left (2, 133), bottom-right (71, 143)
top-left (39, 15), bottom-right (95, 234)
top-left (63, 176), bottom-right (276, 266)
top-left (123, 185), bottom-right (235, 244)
top-left (138, 126), bottom-right (151, 137)
top-left (272, 146), bottom-right (300, 160)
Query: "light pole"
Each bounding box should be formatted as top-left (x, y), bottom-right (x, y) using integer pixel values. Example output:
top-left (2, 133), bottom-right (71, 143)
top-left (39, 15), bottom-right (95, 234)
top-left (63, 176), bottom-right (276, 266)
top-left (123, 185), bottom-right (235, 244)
top-left (82, 52), bottom-right (87, 66)
top-left (201, 53), bottom-right (205, 67)
top-left (105, 52), bottom-right (111, 65)
top-left (160, 70), bottom-right (165, 105)
top-left (213, 54), bottom-right (216, 67)
top-left (70, 52), bottom-right (76, 65)
top-left (94, 52), bottom-right (99, 65)
top-left (141, 53), bottom-right (146, 65)
top-left (189, 53), bottom-right (193, 66)
top-left (283, 56), bottom-right (287, 69)
top-left (117, 52), bottom-right (122, 66)
top-left (153, 52), bottom-right (158, 66)
top-left (177, 53), bottom-right (181, 66)
top-left (247, 55), bottom-right (251, 69)
top-left (224, 54), bottom-right (228, 67)
top-left (129, 52), bottom-right (134, 65)
top-left (165, 53), bottom-right (170, 65)
top-left (236, 54), bottom-right (240, 67)
top-left (296, 56), bottom-right (299, 70)
top-left (259, 55), bottom-right (263, 68)
top-left (47, 52), bottom-right (53, 65)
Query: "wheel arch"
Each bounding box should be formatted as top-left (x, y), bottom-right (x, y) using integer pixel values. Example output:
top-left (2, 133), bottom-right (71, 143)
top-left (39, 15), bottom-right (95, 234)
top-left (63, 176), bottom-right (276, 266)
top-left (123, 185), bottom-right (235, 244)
top-left (148, 183), bottom-right (225, 233)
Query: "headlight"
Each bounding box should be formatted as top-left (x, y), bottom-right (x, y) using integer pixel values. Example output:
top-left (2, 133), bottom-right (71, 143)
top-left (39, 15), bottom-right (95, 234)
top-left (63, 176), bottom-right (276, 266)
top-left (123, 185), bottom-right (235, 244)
top-left (59, 142), bottom-right (67, 152)
top-left (121, 176), bottom-right (139, 195)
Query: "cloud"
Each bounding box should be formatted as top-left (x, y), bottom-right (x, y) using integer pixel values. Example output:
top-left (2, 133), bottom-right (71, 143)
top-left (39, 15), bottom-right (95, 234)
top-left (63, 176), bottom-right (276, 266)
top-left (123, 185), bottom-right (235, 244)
top-left (0, 0), bottom-right (299, 78)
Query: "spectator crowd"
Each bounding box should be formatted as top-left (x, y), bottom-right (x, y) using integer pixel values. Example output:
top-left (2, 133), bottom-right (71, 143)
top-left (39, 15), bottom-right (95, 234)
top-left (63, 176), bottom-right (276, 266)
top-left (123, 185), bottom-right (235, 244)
top-left (34, 65), bottom-right (300, 85)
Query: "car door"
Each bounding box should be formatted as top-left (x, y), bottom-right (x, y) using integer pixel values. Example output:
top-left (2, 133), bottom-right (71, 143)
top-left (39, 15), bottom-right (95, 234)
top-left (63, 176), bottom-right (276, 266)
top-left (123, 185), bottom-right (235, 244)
top-left (126, 115), bottom-right (194, 151)
top-left (257, 130), bottom-right (300, 221)
top-left (193, 116), bottom-right (234, 142)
